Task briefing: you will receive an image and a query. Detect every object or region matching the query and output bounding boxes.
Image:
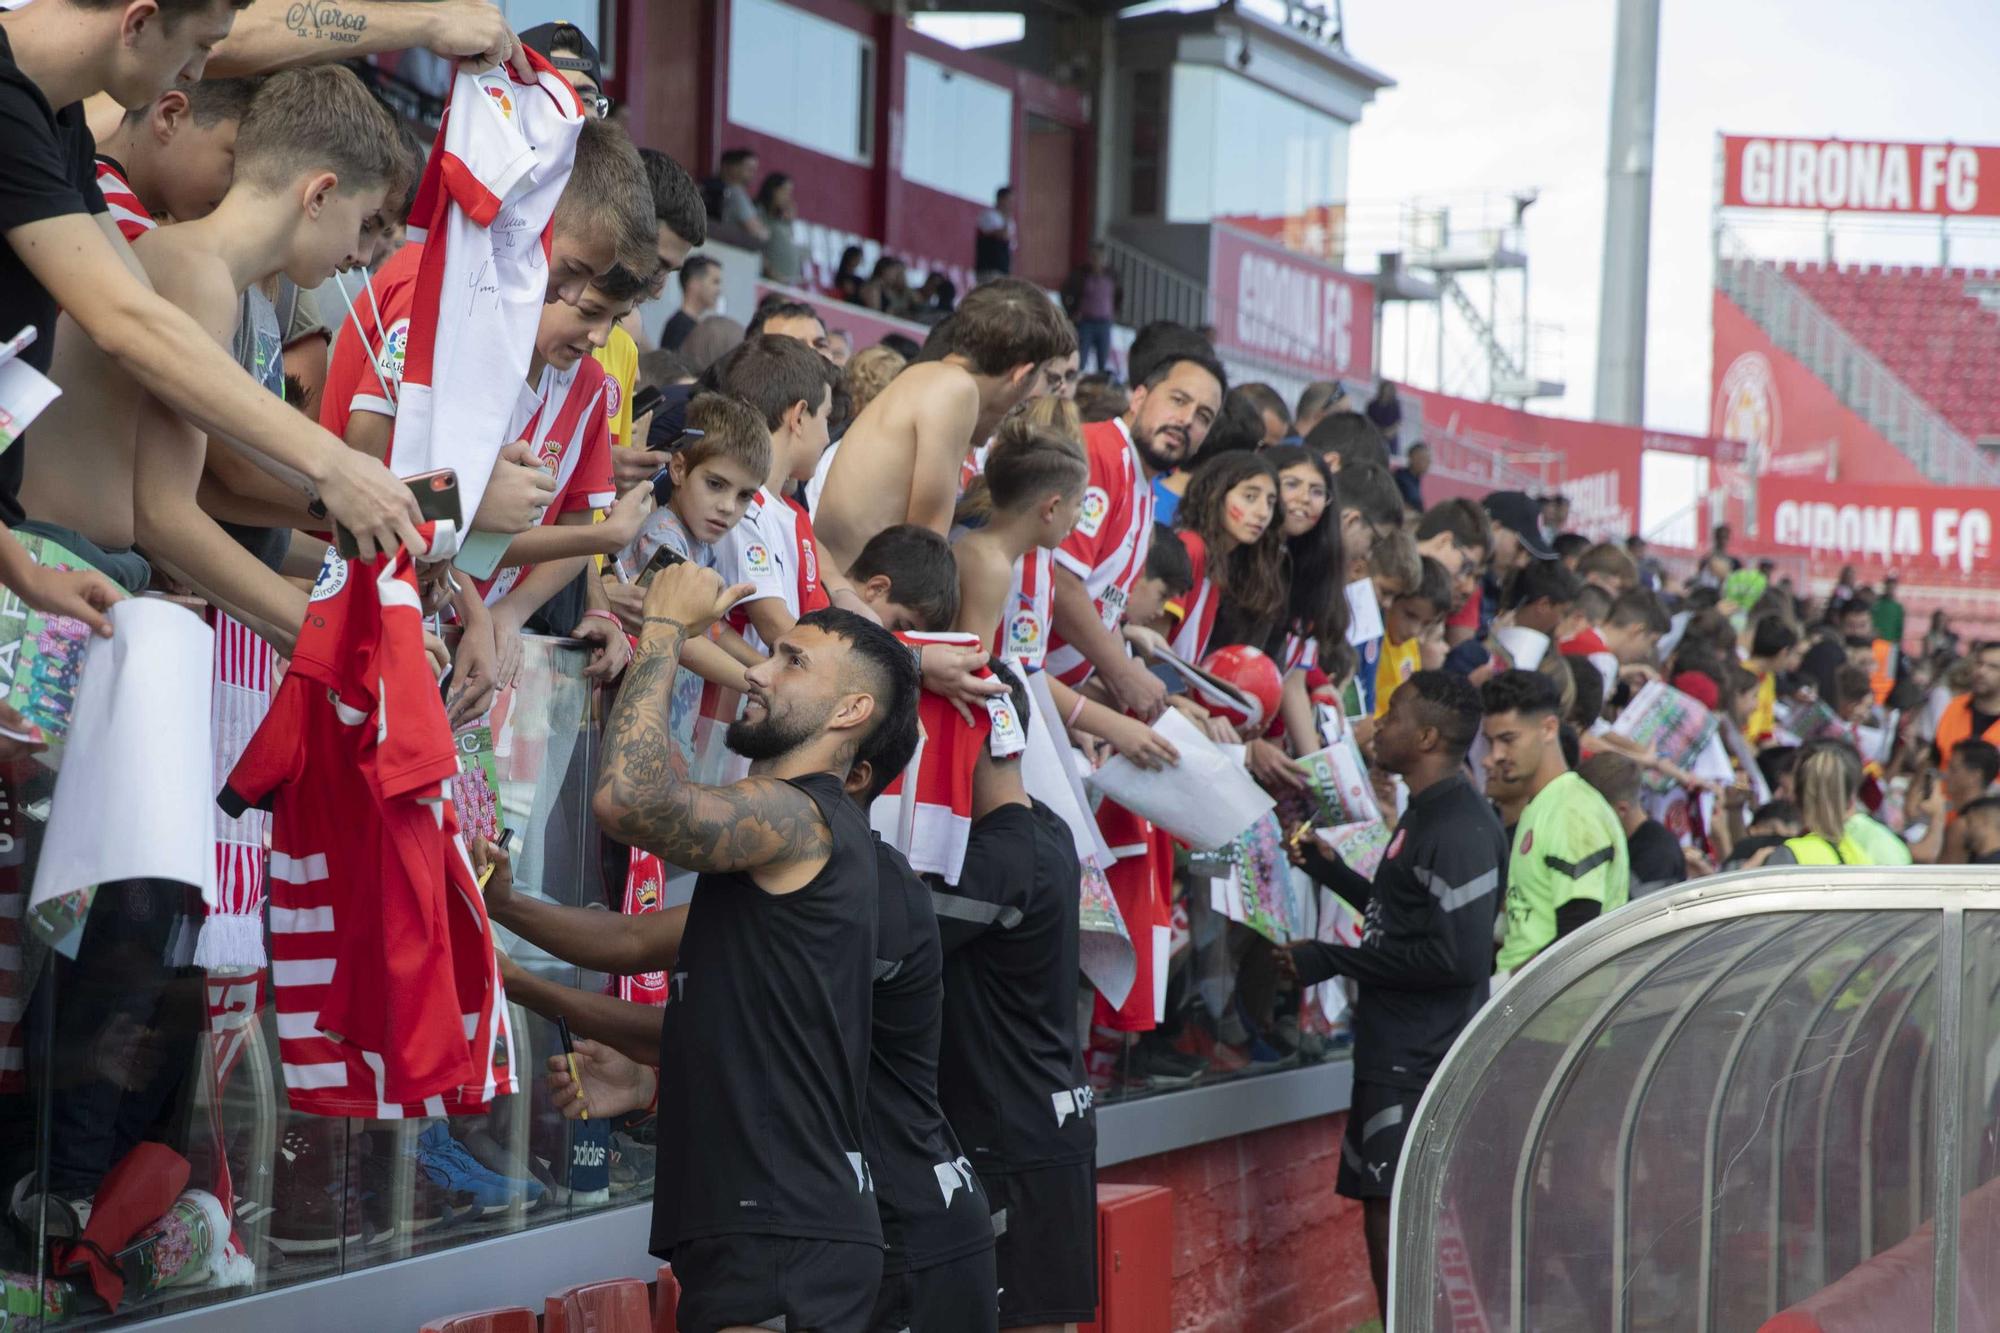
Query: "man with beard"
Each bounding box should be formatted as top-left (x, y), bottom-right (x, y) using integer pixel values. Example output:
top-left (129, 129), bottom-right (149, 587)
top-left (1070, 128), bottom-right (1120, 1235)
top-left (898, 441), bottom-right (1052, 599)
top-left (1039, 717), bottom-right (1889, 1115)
top-left (579, 562), bottom-right (920, 1332)
top-left (1278, 671), bottom-right (1505, 1314)
top-left (1044, 329), bottom-right (1227, 720)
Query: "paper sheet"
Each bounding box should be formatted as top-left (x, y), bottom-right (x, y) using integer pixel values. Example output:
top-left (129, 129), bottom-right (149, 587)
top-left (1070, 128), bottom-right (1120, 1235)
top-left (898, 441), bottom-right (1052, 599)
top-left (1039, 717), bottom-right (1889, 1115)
top-left (0, 356), bottom-right (60, 453)
top-left (1493, 625), bottom-right (1548, 671)
top-left (1345, 577), bottom-right (1384, 646)
top-left (29, 599), bottom-right (217, 955)
top-left (1020, 671), bottom-right (1132, 1007)
top-left (1085, 707), bottom-right (1274, 850)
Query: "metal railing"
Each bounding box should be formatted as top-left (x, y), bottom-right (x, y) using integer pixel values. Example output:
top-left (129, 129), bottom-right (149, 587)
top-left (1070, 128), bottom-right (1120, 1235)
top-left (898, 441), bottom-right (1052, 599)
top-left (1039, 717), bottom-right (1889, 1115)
top-left (1714, 236), bottom-right (2000, 486)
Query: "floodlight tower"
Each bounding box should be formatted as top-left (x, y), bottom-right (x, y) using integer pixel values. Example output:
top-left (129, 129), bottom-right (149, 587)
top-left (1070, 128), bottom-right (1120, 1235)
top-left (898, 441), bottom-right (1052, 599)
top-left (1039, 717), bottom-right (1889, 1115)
top-left (1592, 0), bottom-right (1662, 425)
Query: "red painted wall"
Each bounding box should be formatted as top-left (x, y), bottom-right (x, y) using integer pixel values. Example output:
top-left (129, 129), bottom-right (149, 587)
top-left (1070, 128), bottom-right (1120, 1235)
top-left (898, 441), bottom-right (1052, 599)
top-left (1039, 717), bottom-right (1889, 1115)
top-left (1099, 1113), bottom-right (1380, 1333)
top-left (1709, 291), bottom-right (1929, 486)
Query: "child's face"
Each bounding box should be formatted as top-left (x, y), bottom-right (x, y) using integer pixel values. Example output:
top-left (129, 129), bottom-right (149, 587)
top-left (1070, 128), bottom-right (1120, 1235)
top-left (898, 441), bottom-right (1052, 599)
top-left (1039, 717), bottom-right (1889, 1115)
top-left (669, 453), bottom-right (765, 546)
top-left (538, 285), bottom-right (634, 371)
top-left (1038, 487), bottom-right (1086, 550)
top-left (1386, 595), bottom-right (1438, 645)
top-left (1278, 462), bottom-right (1328, 538)
top-left (1372, 574), bottom-right (1409, 608)
top-left (1219, 474), bottom-right (1277, 548)
top-left (789, 395), bottom-right (833, 481)
top-left (292, 180), bottom-right (392, 285)
top-left (1126, 574), bottom-right (1175, 627)
top-left (154, 107), bottom-right (241, 223)
top-left (546, 223), bottom-right (617, 306)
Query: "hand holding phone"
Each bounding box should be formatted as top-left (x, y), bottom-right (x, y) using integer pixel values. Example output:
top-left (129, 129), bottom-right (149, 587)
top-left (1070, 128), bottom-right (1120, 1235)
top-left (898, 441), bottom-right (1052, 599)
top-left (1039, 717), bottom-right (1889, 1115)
top-left (337, 469), bottom-right (461, 559)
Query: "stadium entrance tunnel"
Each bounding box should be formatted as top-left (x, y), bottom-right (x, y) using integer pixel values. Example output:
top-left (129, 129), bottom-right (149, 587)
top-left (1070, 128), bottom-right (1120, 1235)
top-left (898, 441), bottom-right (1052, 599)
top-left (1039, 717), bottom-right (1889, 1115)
top-left (1390, 865), bottom-right (2000, 1333)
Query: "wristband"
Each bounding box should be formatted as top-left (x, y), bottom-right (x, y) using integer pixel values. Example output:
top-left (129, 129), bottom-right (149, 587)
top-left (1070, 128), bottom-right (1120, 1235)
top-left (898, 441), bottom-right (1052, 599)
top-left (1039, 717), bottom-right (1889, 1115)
top-left (645, 1069), bottom-right (659, 1115)
top-left (1066, 694), bottom-right (1089, 729)
top-left (581, 609), bottom-right (622, 628)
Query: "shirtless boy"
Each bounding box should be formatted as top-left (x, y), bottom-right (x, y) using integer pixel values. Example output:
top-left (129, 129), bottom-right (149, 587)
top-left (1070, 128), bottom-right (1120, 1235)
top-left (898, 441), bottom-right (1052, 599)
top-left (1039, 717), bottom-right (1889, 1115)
top-left (814, 277), bottom-right (1073, 569)
top-left (25, 66), bottom-right (402, 647)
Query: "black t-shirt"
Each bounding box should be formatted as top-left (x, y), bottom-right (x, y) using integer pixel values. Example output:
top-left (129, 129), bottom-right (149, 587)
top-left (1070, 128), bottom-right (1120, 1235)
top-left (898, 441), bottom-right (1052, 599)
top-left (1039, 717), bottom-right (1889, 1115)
top-left (660, 308), bottom-right (697, 352)
top-left (1975, 708), bottom-right (2000, 743)
top-left (867, 839), bottom-right (994, 1275)
top-left (650, 773), bottom-right (882, 1255)
top-left (932, 800), bottom-right (1095, 1173)
top-left (1627, 818), bottom-right (1688, 897)
top-left (1293, 774), bottom-right (1508, 1090)
top-left (0, 29), bottom-right (108, 527)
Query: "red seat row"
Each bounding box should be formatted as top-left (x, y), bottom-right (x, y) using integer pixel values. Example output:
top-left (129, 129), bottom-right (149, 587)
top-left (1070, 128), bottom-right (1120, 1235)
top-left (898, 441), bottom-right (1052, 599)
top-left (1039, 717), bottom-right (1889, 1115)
top-left (420, 1268), bottom-right (680, 1333)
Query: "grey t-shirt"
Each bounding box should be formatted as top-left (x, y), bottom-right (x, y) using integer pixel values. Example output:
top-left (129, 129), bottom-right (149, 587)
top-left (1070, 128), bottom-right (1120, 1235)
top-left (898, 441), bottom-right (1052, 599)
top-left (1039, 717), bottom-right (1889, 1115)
top-left (220, 282), bottom-right (293, 572)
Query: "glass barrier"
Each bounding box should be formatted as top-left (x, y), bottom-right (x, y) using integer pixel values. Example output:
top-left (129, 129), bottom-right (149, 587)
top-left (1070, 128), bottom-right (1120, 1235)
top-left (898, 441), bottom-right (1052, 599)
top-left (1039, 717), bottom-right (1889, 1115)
top-left (1390, 867), bottom-right (2000, 1333)
top-left (0, 637), bottom-right (637, 1327)
top-left (0, 631), bottom-right (1329, 1326)
top-left (1090, 845), bottom-right (1350, 1102)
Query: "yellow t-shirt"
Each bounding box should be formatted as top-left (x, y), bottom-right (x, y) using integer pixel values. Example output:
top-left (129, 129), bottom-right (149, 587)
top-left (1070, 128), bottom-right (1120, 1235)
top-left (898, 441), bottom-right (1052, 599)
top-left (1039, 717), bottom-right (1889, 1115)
top-left (1748, 670), bottom-right (1777, 742)
top-left (593, 325), bottom-right (638, 450)
top-left (1373, 635), bottom-right (1422, 718)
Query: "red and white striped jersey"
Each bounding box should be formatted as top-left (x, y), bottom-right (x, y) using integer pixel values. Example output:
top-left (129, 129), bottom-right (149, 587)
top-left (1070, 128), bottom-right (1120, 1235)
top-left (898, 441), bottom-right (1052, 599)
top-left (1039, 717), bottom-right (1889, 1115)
top-left (873, 632), bottom-right (997, 885)
top-left (720, 487), bottom-right (830, 653)
top-left (220, 526), bottom-right (515, 1117)
top-left (995, 546), bottom-right (1054, 672)
top-left (1045, 419), bottom-right (1155, 687)
top-left (392, 52), bottom-right (584, 537)
top-left (475, 356), bottom-right (616, 605)
top-left (93, 157), bottom-right (153, 241)
top-left (1164, 530), bottom-right (1220, 665)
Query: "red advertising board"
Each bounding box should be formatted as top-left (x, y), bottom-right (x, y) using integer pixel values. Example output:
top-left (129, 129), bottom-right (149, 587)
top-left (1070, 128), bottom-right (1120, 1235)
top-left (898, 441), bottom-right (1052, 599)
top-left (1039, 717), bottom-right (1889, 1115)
top-left (1413, 392), bottom-right (1645, 543)
top-left (1752, 477), bottom-right (1997, 577)
top-left (1709, 291), bottom-right (1928, 485)
top-left (1721, 135), bottom-right (2000, 217)
top-left (1206, 224), bottom-right (1374, 383)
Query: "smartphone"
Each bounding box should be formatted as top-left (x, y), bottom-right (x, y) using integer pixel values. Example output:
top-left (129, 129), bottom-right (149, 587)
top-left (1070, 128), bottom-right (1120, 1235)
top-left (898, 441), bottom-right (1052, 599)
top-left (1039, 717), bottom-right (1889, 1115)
top-left (629, 384), bottom-right (662, 425)
top-left (646, 429), bottom-right (706, 506)
top-left (337, 468), bottom-right (461, 559)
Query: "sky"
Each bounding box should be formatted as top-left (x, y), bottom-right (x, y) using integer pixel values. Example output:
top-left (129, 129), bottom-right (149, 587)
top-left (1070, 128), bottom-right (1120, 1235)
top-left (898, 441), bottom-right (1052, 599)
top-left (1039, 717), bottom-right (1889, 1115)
top-left (1342, 0), bottom-right (2000, 434)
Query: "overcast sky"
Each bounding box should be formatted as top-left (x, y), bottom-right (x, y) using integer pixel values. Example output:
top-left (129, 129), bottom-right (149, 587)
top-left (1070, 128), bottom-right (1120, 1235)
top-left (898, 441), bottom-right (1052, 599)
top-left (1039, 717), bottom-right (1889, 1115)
top-left (1343, 0), bottom-right (2000, 433)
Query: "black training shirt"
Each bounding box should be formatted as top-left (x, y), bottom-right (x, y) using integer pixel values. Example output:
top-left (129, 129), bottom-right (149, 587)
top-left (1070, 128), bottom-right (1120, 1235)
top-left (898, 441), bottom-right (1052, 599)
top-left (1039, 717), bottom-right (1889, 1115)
top-left (932, 800), bottom-right (1095, 1172)
top-left (0, 28), bottom-right (108, 526)
top-left (1627, 818), bottom-right (1688, 897)
top-left (1293, 774), bottom-right (1508, 1090)
top-left (867, 839), bottom-right (995, 1275)
top-left (650, 773), bottom-right (882, 1255)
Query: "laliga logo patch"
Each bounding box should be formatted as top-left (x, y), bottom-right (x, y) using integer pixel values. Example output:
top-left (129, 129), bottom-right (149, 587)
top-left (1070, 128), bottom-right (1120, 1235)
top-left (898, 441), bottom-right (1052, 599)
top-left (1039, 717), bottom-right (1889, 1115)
top-left (377, 320), bottom-right (409, 378)
top-left (986, 695), bottom-right (1026, 757)
top-left (603, 377), bottom-right (622, 420)
top-left (309, 551), bottom-right (349, 602)
top-left (1006, 612), bottom-right (1042, 655)
top-left (743, 542), bottom-right (773, 574)
top-left (478, 76), bottom-right (515, 120)
top-left (1076, 486), bottom-right (1110, 538)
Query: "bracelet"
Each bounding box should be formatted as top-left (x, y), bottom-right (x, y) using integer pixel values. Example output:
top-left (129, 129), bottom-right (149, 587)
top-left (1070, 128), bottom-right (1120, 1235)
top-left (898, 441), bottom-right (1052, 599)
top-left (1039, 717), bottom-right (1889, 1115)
top-left (1066, 693), bottom-right (1089, 729)
top-left (581, 609), bottom-right (622, 627)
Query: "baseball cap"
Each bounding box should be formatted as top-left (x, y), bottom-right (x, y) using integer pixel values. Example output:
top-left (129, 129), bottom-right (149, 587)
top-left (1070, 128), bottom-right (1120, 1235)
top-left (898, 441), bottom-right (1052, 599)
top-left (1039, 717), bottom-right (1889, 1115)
top-left (1482, 490), bottom-right (1556, 561)
top-left (519, 22), bottom-right (601, 84)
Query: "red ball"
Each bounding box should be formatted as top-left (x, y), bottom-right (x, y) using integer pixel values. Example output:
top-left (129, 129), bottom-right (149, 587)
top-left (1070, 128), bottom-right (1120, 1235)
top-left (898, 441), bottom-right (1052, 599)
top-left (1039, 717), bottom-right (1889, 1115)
top-left (1200, 644), bottom-right (1283, 731)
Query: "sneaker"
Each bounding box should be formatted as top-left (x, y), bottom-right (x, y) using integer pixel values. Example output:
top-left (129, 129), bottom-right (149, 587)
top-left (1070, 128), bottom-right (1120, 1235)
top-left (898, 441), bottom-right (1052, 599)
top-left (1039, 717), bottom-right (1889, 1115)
top-left (413, 1123), bottom-right (543, 1214)
top-left (266, 1126), bottom-right (361, 1254)
top-left (607, 1133), bottom-right (654, 1195)
top-left (8, 1174), bottom-right (91, 1245)
top-left (1119, 1036), bottom-right (1204, 1090)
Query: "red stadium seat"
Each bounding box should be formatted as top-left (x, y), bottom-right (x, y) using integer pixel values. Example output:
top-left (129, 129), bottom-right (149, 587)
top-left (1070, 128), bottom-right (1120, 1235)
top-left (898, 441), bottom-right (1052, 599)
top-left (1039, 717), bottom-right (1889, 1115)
top-left (545, 1278), bottom-right (652, 1333)
top-left (420, 1311), bottom-right (537, 1333)
top-left (654, 1265), bottom-right (681, 1333)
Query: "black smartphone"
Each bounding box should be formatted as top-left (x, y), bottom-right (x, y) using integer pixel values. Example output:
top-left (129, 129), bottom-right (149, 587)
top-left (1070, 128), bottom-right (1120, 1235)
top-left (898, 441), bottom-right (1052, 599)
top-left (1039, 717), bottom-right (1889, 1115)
top-left (629, 384), bottom-right (662, 424)
top-left (646, 430), bottom-right (705, 506)
top-left (336, 468), bottom-right (461, 559)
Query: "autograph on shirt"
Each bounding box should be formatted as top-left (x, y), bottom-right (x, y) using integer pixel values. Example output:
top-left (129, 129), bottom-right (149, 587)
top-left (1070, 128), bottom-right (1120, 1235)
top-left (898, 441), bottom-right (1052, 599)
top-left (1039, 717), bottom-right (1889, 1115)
top-left (286, 1), bottom-right (367, 44)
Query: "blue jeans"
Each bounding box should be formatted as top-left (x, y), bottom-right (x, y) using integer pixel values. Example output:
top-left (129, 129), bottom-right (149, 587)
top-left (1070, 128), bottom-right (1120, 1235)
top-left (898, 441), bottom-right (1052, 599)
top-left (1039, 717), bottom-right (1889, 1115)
top-left (1077, 319), bottom-right (1114, 374)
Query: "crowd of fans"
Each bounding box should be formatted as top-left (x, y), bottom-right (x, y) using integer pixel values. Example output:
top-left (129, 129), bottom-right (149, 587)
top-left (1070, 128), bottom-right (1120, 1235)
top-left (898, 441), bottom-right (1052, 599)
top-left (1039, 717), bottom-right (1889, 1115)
top-left (0, 1), bottom-right (1984, 1330)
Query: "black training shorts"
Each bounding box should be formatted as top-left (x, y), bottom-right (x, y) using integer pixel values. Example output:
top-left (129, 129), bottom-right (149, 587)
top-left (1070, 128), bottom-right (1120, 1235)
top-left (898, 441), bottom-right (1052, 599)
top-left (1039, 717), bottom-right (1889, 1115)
top-left (673, 1234), bottom-right (884, 1333)
top-left (986, 1161), bottom-right (1098, 1325)
top-left (1336, 1080), bottom-right (1426, 1201)
top-left (866, 1244), bottom-right (998, 1333)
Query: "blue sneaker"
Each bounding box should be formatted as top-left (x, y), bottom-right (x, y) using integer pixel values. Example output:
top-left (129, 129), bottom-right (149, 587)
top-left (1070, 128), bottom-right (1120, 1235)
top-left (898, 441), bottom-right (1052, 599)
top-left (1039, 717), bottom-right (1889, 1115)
top-left (414, 1122), bottom-right (544, 1213)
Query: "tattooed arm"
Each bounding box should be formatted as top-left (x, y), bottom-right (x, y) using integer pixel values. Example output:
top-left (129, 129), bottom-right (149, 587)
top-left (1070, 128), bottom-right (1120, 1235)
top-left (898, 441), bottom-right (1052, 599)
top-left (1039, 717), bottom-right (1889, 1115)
top-left (207, 0), bottom-right (525, 78)
top-left (591, 564), bottom-right (833, 894)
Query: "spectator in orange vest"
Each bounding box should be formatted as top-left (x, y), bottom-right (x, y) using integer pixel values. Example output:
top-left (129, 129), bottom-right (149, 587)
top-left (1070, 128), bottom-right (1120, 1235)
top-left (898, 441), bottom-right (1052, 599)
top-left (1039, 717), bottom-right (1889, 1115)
top-left (1936, 641), bottom-right (2000, 766)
